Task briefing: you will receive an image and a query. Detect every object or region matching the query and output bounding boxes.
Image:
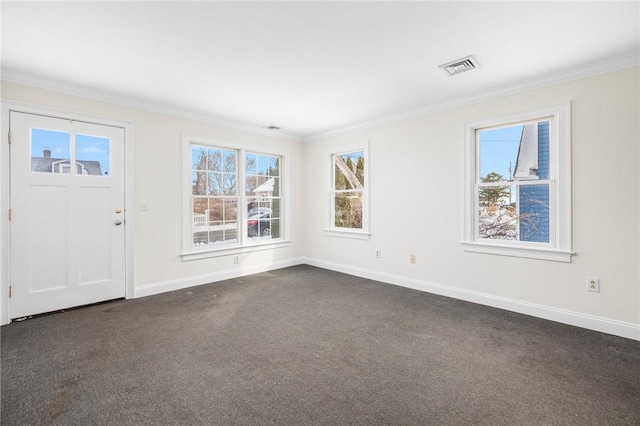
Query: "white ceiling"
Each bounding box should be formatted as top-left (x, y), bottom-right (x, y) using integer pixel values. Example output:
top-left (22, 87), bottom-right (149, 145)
top-left (2, 1), bottom-right (639, 140)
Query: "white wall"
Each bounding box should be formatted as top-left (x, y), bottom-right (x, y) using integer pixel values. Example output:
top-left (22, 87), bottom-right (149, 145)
top-left (303, 67), bottom-right (640, 340)
top-left (0, 81), bottom-right (306, 303)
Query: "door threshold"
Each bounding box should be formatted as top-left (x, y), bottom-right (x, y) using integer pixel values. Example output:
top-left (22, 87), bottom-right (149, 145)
top-left (10, 298), bottom-right (125, 323)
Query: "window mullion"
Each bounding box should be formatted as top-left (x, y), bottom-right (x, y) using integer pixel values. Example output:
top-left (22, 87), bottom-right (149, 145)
top-left (238, 148), bottom-right (246, 246)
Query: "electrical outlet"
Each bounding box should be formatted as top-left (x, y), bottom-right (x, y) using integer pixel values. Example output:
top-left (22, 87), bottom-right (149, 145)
top-left (234, 255), bottom-right (240, 264)
top-left (586, 277), bottom-right (600, 292)
top-left (375, 249), bottom-right (381, 258)
top-left (410, 254), bottom-right (416, 264)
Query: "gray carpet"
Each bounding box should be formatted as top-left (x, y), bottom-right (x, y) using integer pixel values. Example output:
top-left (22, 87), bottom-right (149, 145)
top-left (2, 265), bottom-right (639, 425)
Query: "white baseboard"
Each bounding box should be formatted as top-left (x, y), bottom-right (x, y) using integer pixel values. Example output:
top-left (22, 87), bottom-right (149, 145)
top-left (132, 256), bottom-right (639, 341)
top-left (134, 257), bottom-right (305, 298)
top-left (303, 257), bottom-right (640, 342)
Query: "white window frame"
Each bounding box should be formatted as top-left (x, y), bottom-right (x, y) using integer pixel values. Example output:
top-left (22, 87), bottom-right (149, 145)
top-left (462, 103), bottom-right (573, 262)
top-left (181, 134), bottom-right (290, 261)
top-left (325, 142), bottom-right (370, 240)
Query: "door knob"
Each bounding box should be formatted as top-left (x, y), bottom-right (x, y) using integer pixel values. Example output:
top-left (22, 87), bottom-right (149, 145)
top-left (114, 220), bottom-right (123, 226)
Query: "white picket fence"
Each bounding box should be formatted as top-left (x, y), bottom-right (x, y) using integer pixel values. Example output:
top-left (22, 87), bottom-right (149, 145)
top-left (193, 210), bottom-right (208, 229)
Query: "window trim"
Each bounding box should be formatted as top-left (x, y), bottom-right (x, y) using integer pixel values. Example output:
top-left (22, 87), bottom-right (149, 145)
top-left (181, 134), bottom-right (290, 261)
top-left (462, 103), bottom-right (573, 262)
top-left (325, 142), bottom-right (370, 239)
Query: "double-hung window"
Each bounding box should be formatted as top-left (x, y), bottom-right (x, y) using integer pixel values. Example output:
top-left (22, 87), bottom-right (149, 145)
top-left (326, 143), bottom-right (369, 239)
top-left (183, 135), bottom-right (287, 259)
top-left (462, 103), bottom-right (573, 262)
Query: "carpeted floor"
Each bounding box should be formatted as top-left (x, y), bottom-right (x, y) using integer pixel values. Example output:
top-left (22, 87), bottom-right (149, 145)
top-left (2, 265), bottom-right (639, 425)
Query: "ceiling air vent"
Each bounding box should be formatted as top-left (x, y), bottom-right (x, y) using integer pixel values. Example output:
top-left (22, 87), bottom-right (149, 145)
top-left (439, 55), bottom-right (479, 76)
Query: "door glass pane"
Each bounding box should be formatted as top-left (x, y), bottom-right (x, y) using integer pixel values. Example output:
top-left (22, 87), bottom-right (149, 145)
top-left (31, 128), bottom-right (70, 174)
top-left (76, 134), bottom-right (110, 176)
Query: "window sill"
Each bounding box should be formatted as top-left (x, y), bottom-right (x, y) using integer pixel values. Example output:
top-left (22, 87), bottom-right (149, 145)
top-left (324, 229), bottom-right (370, 240)
top-left (181, 240), bottom-right (292, 262)
top-left (461, 241), bottom-right (573, 262)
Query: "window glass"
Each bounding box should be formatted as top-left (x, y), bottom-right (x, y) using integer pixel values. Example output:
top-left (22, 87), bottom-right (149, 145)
top-left (186, 140), bottom-right (284, 252)
top-left (477, 122), bottom-right (551, 243)
top-left (479, 125), bottom-right (522, 181)
top-left (76, 134), bottom-right (110, 176)
top-left (30, 128), bottom-right (71, 174)
top-left (519, 184), bottom-right (550, 243)
top-left (246, 153), bottom-right (281, 240)
top-left (190, 144), bottom-right (238, 247)
top-left (332, 150), bottom-right (365, 230)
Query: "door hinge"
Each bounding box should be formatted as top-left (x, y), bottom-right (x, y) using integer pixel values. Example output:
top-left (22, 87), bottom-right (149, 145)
top-left (9, 286), bottom-right (12, 298)
top-left (7, 131), bottom-right (11, 144)
top-left (8, 209), bottom-right (12, 221)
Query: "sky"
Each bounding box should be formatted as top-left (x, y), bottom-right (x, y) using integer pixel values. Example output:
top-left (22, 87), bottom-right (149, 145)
top-left (479, 125), bottom-right (523, 180)
top-left (31, 128), bottom-right (111, 175)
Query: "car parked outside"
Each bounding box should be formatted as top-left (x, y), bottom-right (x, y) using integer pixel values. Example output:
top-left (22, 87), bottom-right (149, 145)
top-left (247, 210), bottom-right (271, 237)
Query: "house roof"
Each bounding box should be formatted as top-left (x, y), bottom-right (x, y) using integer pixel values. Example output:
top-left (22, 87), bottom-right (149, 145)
top-left (513, 124), bottom-right (539, 181)
top-left (31, 157), bottom-right (104, 176)
top-left (254, 177), bottom-right (274, 194)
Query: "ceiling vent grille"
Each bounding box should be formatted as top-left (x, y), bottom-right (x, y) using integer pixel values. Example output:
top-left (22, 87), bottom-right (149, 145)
top-left (439, 55), bottom-right (479, 76)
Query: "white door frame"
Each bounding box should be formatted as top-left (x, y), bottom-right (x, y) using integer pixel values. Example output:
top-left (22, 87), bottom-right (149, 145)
top-left (1, 100), bottom-right (135, 325)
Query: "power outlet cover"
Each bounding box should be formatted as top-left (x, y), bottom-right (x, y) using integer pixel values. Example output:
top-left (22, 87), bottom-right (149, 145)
top-left (586, 277), bottom-right (600, 292)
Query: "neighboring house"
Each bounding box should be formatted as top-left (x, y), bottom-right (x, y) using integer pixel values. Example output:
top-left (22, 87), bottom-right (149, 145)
top-left (513, 122), bottom-right (550, 242)
top-left (253, 176), bottom-right (274, 199)
top-left (31, 148), bottom-right (103, 176)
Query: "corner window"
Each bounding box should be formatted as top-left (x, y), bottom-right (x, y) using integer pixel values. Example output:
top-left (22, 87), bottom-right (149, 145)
top-left (326, 143), bottom-right (369, 239)
top-left (462, 103), bottom-right (573, 262)
top-left (182, 135), bottom-right (288, 260)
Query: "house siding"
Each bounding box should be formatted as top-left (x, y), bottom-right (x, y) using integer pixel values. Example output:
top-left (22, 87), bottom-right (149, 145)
top-left (519, 121), bottom-right (550, 242)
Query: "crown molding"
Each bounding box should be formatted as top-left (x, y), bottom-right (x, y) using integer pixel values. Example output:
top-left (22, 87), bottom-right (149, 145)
top-left (303, 52), bottom-right (640, 143)
top-left (0, 68), bottom-right (304, 143)
top-left (3, 51), bottom-right (638, 144)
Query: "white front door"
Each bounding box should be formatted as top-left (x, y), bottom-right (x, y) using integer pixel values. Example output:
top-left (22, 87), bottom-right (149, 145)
top-left (9, 111), bottom-right (126, 318)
